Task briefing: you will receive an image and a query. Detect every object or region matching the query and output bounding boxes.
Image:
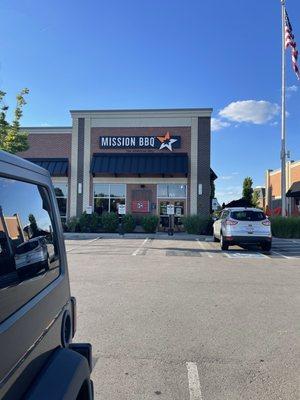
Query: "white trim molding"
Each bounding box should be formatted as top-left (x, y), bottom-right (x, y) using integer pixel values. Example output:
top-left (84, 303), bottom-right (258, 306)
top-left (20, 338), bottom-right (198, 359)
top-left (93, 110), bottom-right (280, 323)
top-left (190, 117), bottom-right (198, 214)
top-left (69, 118), bottom-right (78, 216)
top-left (70, 108), bottom-right (213, 119)
top-left (82, 117), bottom-right (91, 212)
top-left (21, 127), bottom-right (72, 135)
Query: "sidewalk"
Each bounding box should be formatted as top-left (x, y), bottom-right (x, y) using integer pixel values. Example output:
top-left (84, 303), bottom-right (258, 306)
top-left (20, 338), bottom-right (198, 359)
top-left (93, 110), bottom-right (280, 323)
top-left (64, 232), bottom-right (213, 241)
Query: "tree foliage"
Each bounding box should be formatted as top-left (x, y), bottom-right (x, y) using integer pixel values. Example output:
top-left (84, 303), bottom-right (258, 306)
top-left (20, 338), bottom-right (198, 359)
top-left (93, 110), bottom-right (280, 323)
top-left (0, 89), bottom-right (29, 154)
top-left (242, 177), bottom-right (254, 205)
top-left (252, 190), bottom-right (260, 208)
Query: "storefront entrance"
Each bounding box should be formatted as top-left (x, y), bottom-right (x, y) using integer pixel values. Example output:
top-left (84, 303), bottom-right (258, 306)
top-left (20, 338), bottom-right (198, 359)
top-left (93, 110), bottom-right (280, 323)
top-left (158, 200), bottom-right (186, 231)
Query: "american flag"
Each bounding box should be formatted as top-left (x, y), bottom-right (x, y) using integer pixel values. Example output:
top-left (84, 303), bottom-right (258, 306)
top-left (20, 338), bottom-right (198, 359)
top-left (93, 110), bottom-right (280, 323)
top-left (131, 200), bottom-right (149, 213)
top-left (285, 9), bottom-right (300, 80)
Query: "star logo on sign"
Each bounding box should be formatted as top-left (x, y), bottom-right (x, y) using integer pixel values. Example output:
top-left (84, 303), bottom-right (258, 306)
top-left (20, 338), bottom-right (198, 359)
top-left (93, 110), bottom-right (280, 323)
top-left (156, 132), bottom-right (178, 151)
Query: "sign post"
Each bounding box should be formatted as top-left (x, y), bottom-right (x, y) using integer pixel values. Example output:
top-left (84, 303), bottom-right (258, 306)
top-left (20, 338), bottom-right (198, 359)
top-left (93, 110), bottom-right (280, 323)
top-left (118, 204), bottom-right (126, 236)
top-left (166, 204), bottom-right (175, 236)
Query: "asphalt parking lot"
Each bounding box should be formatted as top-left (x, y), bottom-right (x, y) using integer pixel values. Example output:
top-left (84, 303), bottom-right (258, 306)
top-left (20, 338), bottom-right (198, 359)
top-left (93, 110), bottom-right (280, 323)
top-left (66, 235), bottom-right (300, 400)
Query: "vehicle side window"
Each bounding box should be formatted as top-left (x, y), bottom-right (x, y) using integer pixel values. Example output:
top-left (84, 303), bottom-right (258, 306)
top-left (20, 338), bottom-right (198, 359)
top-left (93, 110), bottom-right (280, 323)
top-left (221, 211), bottom-right (229, 219)
top-left (0, 176), bottom-right (60, 323)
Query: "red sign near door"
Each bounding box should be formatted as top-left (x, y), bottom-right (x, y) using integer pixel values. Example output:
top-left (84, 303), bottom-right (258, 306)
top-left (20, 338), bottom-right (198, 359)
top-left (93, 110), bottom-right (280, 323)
top-left (131, 200), bottom-right (149, 213)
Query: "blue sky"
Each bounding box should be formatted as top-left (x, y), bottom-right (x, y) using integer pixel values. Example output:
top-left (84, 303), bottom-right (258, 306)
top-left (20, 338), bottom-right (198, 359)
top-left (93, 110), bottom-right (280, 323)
top-left (0, 0), bottom-right (299, 203)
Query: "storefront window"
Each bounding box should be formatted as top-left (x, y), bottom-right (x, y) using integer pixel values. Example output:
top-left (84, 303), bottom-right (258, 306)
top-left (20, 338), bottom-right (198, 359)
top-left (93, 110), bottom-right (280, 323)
top-left (94, 184), bottom-right (110, 198)
top-left (94, 198), bottom-right (109, 214)
top-left (54, 183), bottom-right (68, 223)
top-left (110, 184), bottom-right (126, 198)
top-left (157, 184), bottom-right (168, 198)
top-left (93, 184), bottom-right (126, 214)
top-left (157, 184), bottom-right (186, 198)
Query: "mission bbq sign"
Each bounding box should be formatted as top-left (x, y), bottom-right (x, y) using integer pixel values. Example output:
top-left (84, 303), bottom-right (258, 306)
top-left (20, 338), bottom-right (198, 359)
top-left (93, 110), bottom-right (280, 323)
top-left (99, 132), bottom-right (181, 151)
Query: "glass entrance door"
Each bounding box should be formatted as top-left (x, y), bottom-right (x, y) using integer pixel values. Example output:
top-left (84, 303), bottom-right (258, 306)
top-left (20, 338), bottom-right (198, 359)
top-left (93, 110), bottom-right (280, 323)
top-left (159, 200), bottom-right (185, 230)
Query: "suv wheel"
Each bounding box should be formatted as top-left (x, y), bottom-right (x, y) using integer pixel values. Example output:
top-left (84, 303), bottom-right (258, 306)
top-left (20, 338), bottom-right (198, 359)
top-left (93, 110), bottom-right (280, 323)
top-left (213, 235), bottom-right (219, 242)
top-left (261, 242), bottom-right (271, 252)
top-left (220, 234), bottom-right (229, 251)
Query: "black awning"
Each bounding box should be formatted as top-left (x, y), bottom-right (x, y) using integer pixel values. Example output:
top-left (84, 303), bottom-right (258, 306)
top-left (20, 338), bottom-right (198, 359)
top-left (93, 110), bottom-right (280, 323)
top-left (286, 181), bottom-right (300, 197)
top-left (91, 153), bottom-right (188, 176)
top-left (26, 158), bottom-right (68, 177)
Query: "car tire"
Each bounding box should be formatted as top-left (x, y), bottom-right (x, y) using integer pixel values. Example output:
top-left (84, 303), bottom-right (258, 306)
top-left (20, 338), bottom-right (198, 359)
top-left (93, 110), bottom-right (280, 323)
top-left (17, 269), bottom-right (27, 280)
top-left (220, 234), bottom-right (229, 251)
top-left (261, 242), bottom-right (271, 252)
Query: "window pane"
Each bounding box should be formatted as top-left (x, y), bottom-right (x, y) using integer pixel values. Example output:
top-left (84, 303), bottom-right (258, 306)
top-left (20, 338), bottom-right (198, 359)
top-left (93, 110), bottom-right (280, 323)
top-left (157, 184), bottom-right (168, 198)
top-left (54, 183), bottom-right (68, 197)
top-left (0, 177), bottom-right (60, 323)
top-left (174, 201), bottom-right (184, 216)
top-left (168, 184), bottom-right (186, 198)
top-left (159, 201), bottom-right (170, 215)
top-left (94, 198), bottom-right (109, 215)
top-left (110, 198), bottom-right (125, 213)
top-left (57, 198), bottom-right (67, 216)
top-left (230, 211), bottom-right (266, 221)
top-left (110, 184), bottom-right (126, 198)
top-left (94, 184), bottom-right (109, 198)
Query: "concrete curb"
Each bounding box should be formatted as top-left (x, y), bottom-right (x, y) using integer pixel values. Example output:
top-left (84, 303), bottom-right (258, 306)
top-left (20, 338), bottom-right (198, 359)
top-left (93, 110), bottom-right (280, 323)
top-left (64, 232), bottom-right (213, 241)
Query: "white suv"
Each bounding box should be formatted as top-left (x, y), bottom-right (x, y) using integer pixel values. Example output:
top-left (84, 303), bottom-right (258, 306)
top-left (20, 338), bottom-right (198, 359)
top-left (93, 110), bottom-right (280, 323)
top-left (213, 207), bottom-right (272, 251)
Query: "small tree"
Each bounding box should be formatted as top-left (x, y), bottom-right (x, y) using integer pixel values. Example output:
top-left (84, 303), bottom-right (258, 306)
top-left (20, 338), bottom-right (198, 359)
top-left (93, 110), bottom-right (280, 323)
top-left (252, 190), bottom-right (260, 208)
top-left (0, 88), bottom-right (30, 154)
top-left (242, 177), bottom-right (253, 205)
top-left (28, 213), bottom-right (39, 237)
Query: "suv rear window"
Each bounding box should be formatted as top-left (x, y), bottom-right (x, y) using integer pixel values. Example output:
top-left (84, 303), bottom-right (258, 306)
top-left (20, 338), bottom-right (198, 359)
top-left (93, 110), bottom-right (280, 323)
top-left (230, 210), bottom-right (266, 221)
top-left (15, 240), bottom-right (39, 254)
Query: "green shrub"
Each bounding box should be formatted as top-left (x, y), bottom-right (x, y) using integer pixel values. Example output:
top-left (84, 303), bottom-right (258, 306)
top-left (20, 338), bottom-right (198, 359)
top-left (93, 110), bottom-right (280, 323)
top-left (78, 212), bottom-right (102, 233)
top-left (270, 216), bottom-right (300, 238)
top-left (101, 212), bottom-right (119, 232)
top-left (122, 214), bottom-right (136, 233)
top-left (182, 215), bottom-right (213, 235)
top-left (65, 216), bottom-right (80, 232)
top-left (141, 215), bottom-right (159, 233)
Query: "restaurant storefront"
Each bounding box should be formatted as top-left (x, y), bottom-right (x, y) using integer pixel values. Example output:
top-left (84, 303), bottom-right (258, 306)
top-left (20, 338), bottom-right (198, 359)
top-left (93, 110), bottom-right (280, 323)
top-left (18, 108), bottom-right (214, 224)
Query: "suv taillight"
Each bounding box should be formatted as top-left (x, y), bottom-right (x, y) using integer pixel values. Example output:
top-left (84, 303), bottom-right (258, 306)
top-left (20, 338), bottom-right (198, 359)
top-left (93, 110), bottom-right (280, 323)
top-left (262, 220), bottom-right (271, 226)
top-left (225, 219), bottom-right (238, 226)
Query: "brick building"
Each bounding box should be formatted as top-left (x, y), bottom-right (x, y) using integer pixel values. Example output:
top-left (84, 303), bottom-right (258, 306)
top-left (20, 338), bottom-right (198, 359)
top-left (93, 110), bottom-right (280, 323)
top-left (265, 160), bottom-right (300, 215)
top-left (19, 108), bottom-right (214, 225)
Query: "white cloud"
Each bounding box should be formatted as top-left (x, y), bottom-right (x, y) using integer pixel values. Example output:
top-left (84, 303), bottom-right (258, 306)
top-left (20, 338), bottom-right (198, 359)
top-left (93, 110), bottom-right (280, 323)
top-left (215, 185), bottom-right (242, 204)
top-left (287, 85), bottom-right (298, 92)
top-left (211, 118), bottom-right (230, 132)
top-left (220, 175), bottom-right (233, 180)
top-left (219, 100), bottom-right (280, 125)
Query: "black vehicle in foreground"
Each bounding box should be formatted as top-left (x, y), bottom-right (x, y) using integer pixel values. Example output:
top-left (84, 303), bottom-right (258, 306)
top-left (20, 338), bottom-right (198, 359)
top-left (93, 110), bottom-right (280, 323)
top-left (0, 150), bottom-right (93, 400)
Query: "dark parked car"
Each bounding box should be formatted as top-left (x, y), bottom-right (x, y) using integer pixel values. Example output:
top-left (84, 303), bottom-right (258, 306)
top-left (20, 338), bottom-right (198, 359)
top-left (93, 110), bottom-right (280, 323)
top-left (0, 150), bottom-right (93, 400)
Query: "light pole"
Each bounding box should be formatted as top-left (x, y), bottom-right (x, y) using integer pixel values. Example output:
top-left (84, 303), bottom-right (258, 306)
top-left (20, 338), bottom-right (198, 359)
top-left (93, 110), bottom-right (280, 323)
top-left (281, 0), bottom-right (287, 217)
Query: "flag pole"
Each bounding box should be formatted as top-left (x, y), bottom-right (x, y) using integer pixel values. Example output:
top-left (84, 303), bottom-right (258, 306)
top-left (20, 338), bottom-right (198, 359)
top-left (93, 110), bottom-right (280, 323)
top-left (281, 0), bottom-right (287, 217)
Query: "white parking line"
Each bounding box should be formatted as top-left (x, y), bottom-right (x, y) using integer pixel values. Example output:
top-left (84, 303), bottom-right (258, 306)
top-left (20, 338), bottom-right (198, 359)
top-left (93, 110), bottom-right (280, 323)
top-left (132, 238), bottom-right (150, 256)
top-left (196, 239), bottom-right (213, 258)
top-left (186, 362), bottom-right (203, 400)
top-left (224, 252), bottom-right (269, 259)
top-left (66, 236), bottom-right (101, 253)
top-left (271, 250), bottom-right (292, 259)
